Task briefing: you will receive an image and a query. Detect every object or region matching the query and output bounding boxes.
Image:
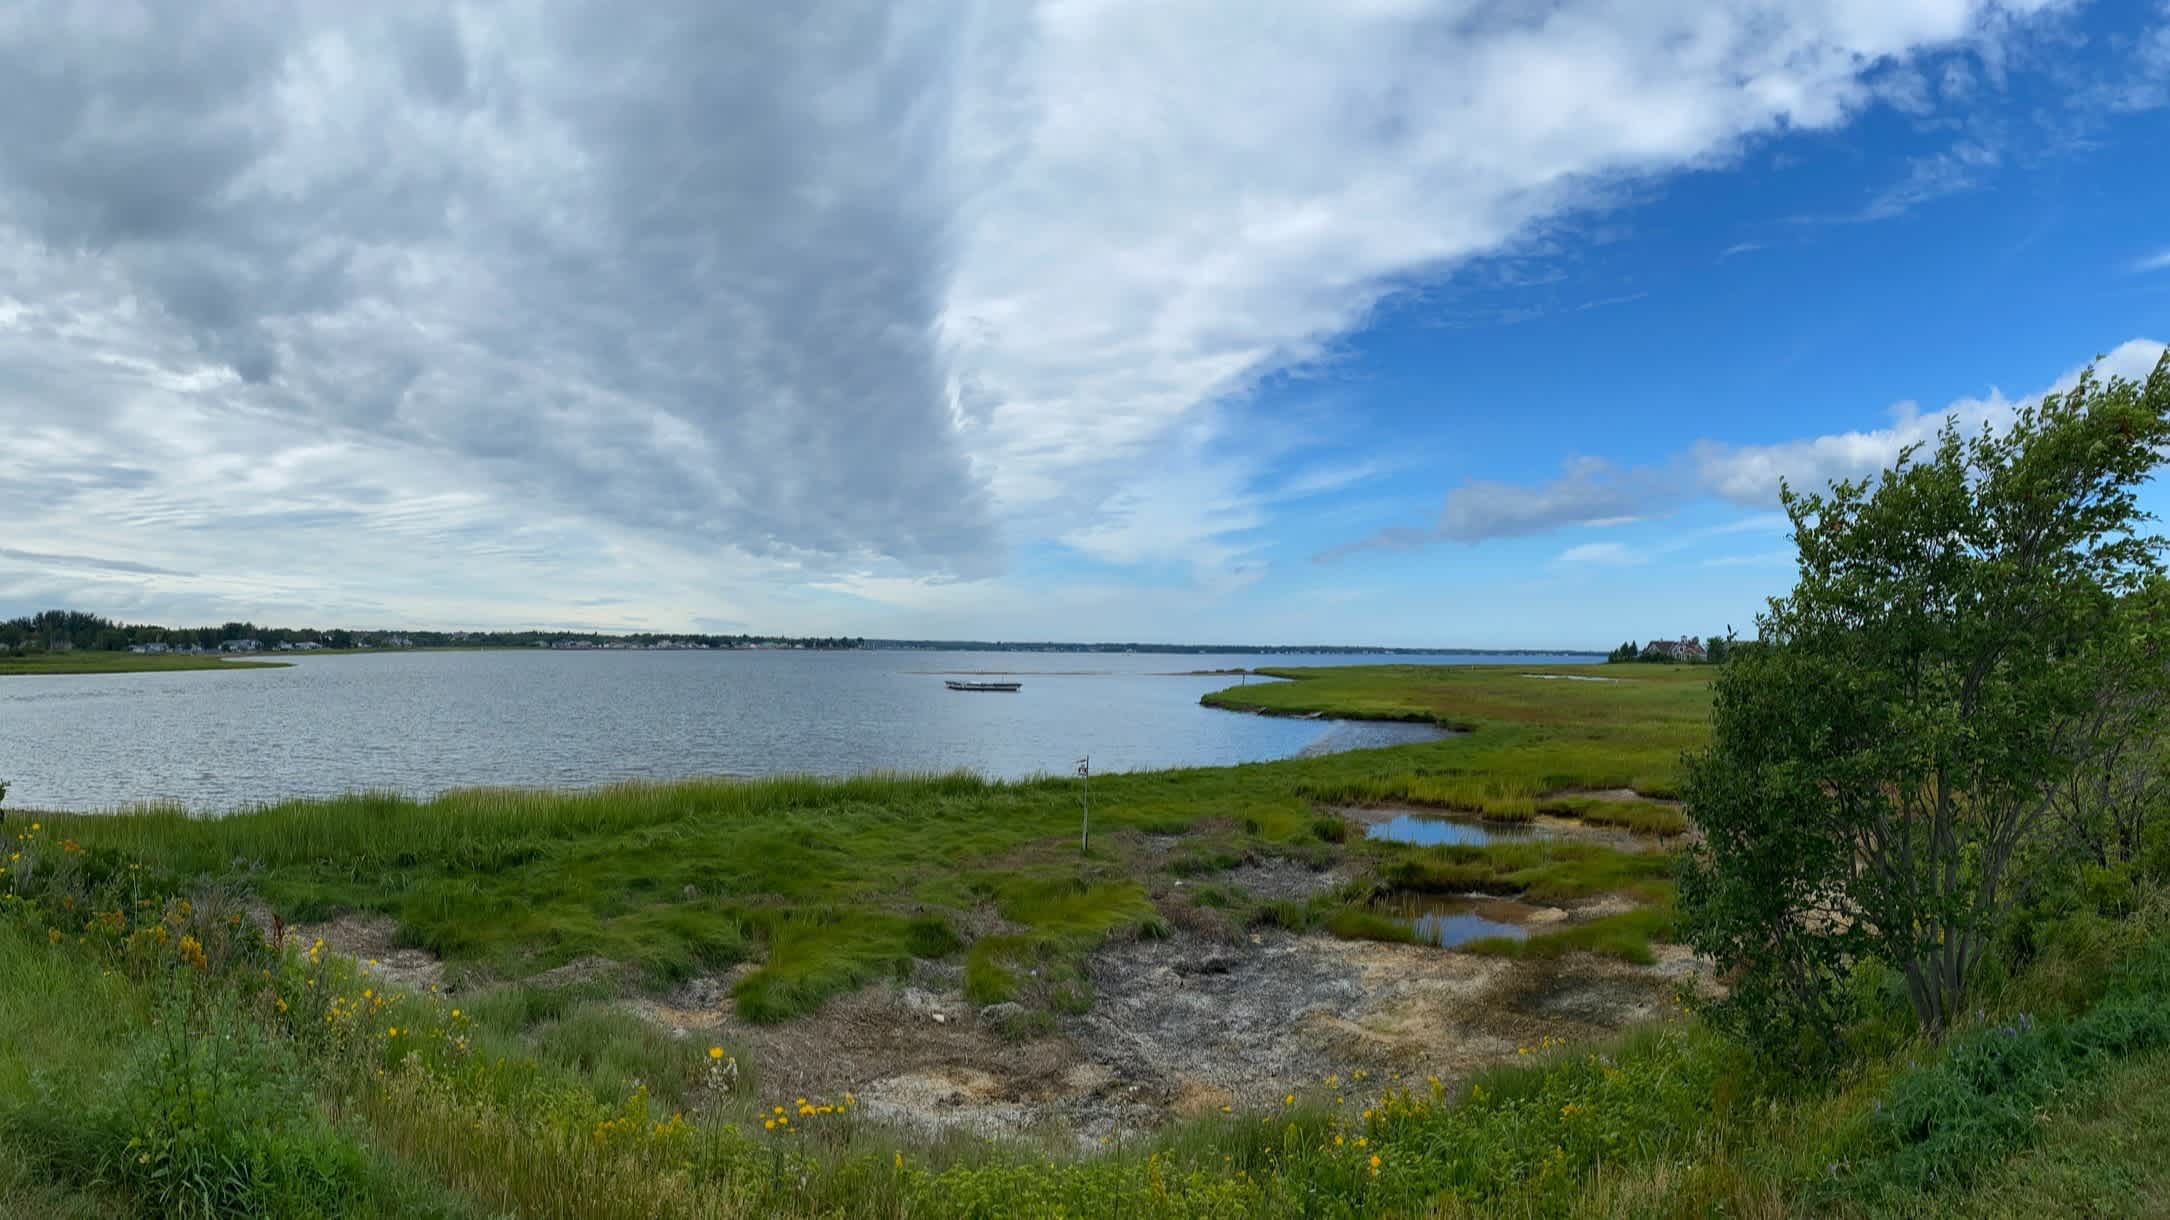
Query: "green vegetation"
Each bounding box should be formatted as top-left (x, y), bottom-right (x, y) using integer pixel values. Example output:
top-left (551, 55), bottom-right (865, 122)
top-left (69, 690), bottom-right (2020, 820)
top-left (1381, 840), bottom-right (1674, 903)
top-left (1208, 662), bottom-right (1711, 817)
top-left (28, 662), bottom-right (1703, 1028)
top-left (1684, 351), bottom-right (2170, 1059)
top-left (8, 826), bottom-right (2169, 1218)
top-left (0, 608), bottom-right (864, 656)
top-left (11, 356), bottom-right (2170, 1215)
top-left (0, 651), bottom-right (288, 676)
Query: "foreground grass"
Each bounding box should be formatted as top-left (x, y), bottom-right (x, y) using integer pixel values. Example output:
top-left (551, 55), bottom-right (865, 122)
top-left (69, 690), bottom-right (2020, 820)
top-left (0, 651), bottom-right (288, 675)
top-left (1933, 1049), bottom-right (2170, 1219)
top-left (6, 873), bottom-right (2166, 1219)
top-left (9, 657), bottom-right (2170, 1217)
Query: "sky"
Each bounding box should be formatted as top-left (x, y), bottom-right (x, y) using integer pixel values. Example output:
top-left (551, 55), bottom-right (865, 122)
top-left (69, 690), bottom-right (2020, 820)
top-left (1, 1), bottom-right (2167, 650)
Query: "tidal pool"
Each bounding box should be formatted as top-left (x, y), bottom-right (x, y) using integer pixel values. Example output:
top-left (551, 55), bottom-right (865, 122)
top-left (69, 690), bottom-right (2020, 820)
top-left (1369, 893), bottom-right (1534, 947)
top-left (1363, 813), bottom-right (1547, 847)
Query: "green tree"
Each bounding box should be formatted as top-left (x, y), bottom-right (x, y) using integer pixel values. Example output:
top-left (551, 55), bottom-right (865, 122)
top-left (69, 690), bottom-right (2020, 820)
top-left (1704, 632), bottom-right (1731, 665)
top-left (1680, 353), bottom-right (2170, 1056)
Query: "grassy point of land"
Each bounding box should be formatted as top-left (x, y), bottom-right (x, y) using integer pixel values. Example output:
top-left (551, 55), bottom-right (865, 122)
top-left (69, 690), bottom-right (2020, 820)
top-left (0, 651), bottom-right (290, 676)
top-left (1207, 664), bottom-right (1711, 827)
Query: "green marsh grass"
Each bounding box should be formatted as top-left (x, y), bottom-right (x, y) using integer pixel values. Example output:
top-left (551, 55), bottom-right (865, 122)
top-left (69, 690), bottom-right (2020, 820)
top-left (30, 665), bottom-right (1708, 1025)
top-left (0, 651), bottom-right (287, 676)
top-left (16, 662), bottom-right (2170, 1217)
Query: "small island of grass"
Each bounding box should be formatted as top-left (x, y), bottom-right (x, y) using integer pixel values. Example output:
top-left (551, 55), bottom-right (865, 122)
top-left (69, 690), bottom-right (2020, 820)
top-left (0, 651), bottom-right (289, 676)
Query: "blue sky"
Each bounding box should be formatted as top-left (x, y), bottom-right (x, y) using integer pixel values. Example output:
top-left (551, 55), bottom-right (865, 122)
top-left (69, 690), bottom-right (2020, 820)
top-left (0, 2), bottom-right (2166, 648)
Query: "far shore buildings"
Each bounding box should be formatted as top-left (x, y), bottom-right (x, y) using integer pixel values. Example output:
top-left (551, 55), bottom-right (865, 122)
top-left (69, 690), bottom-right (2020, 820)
top-left (1640, 636), bottom-right (1707, 663)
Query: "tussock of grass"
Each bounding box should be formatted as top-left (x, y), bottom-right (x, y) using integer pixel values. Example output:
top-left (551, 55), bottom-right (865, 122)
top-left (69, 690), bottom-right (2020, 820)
top-left (734, 909), bottom-right (958, 1024)
top-left (962, 877), bottom-right (1162, 1009)
top-left (1382, 841), bottom-right (1675, 903)
top-left (1324, 907), bottom-right (1418, 943)
top-left (1533, 795), bottom-right (1688, 835)
top-left (1463, 900), bottom-right (1677, 965)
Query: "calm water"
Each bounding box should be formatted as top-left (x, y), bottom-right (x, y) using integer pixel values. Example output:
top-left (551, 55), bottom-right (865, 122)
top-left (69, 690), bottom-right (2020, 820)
top-left (1364, 813), bottom-right (1548, 847)
top-left (0, 650), bottom-right (1595, 811)
top-left (1368, 893), bottom-right (1532, 948)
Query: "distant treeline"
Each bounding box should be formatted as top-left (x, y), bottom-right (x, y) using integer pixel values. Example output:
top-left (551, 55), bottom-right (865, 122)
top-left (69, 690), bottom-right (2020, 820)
top-left (2, 610), bottom-right (1600, 658)
top-left (865, 640), bottom-right (1602, 655)
top-left (0, 610), bottom-right (863, 654)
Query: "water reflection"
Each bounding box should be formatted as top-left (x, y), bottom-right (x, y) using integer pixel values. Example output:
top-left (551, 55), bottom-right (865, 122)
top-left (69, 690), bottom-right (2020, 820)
top-left (1369, 893), bottom-right (1533, 947)
top-left (1363, 813), bottom-right (1547, 847)
top-left (0, 649), bottom-right (1598, 811)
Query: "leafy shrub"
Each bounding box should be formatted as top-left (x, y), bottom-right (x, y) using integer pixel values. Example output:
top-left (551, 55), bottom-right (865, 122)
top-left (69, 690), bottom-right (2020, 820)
top-left (1840, 940), bottom-right (2170, 1202)
top-left (84, 997), bottom-right (371, 1218)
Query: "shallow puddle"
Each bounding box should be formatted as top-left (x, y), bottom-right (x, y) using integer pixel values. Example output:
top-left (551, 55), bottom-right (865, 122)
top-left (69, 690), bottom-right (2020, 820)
top-left (1363, 813), bottom-right (1546, 847)
top-left (1369, 893), bottom-right (1532, 947)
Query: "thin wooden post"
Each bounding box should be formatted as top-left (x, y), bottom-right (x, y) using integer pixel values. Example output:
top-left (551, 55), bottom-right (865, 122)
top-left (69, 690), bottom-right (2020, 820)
top-left (1076, 756), bottom-right (1091, 854)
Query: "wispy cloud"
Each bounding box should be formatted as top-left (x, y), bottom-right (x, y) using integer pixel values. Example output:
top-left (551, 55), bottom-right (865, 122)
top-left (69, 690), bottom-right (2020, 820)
top-left (1703, 549), bottom-right (1795, 569)
top-left (1720, 241), bottom-right (1766, 258)
top-left (2135, 247), bottom-right (2170, 273)
top-left (1324, 340), bottom-right (2168, 555)
top-left (1557, 542), bottom-right (1638, 565)
top-left (1842, 137), bottom-right (2005, 223)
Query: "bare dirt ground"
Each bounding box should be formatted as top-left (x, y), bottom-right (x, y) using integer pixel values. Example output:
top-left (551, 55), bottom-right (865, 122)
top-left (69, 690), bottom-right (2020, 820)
top-left (630, 919), bottom-right (1706, 1144)
top-left (261, 881), bottom-right (1709, 1145)
top-left (253, 906), bottom-right (450, 992)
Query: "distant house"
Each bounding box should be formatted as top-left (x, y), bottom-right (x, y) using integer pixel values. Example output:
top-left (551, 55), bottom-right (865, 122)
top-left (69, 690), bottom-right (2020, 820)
top-left (222, 639), bottom-right (262, 653)
top-left (1640, 636), bottom-right (1707, 663)
top-left (129, 642), bottom-right (171, 655)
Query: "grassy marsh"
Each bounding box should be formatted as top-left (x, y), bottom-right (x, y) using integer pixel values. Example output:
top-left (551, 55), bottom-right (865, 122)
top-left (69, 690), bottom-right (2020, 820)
top-left (9, 661), bottom-right (2170, 1215)
top-left (31, 665), bottom-right (1707, 1024)
top-left (0, 651), bottom-right (289, 676)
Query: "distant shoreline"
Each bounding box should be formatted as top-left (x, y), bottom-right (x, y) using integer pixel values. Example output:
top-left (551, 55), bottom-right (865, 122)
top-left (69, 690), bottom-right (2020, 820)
top-left (0, 653), bottom-right (289, 677)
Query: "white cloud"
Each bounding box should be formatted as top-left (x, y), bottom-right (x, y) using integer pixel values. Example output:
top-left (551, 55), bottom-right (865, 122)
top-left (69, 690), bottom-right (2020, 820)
top-left (1694, 338), bottom-right (2170, 505)
top-left (1332, 340), bottom-right (2168, 554)
top-left (2136, 247), bottom-right (2170, 273)
top-left (1703, 549), bottom-right (1796, 568)
top-left (0, 0), bottom-right (2082, 632)
top-left (1557, 542), bottom-right (1638, 564)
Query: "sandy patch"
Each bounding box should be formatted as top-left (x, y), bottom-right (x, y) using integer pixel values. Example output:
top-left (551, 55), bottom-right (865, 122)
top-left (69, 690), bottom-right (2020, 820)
top-left (282, 910), bottom-right (448, 992)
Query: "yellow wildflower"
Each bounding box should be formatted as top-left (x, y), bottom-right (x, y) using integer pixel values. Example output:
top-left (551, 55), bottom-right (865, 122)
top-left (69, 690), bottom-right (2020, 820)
top-left (709, 1046), bottom-right (724, 1060)
top-left (764, 1119), bottom-right (776, 1130)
